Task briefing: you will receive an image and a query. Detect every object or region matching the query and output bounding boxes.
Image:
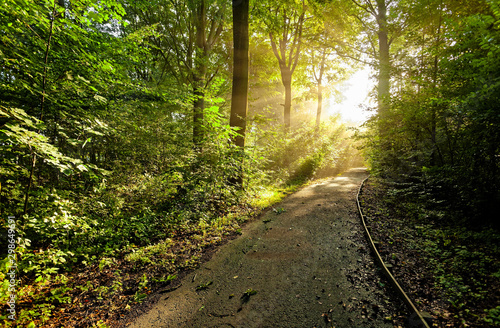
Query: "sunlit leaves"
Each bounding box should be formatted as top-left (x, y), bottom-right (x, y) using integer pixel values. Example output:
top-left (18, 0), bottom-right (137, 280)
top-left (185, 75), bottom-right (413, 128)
top-left (1, 108), bottom-right (87, 176)
top-left (0, 0), bottom-right (133, 221)
top-left (361, 0), bottom-right (499, 224)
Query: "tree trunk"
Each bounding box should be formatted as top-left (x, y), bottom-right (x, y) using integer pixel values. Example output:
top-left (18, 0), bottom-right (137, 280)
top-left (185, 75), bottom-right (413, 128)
top-left (193, 0), bottom-right (206, 150)
top-left (229, 0), bottom-right (249, 187)
top-left (430, 10), bottom-right (443, 166)
top-left (282, 68), bottom-right (292, 130)
top-left (316, 83), bottom-right (322, 128)
top-left (376, 0), bottom-right (390, 117)
top-left (193, 75), bottom-right (205, 148)
top-left (230, 0), bottom-right (249, 150)
top-left (315, 50), bottom-right (326, 130)
top-left (268, 3), bottom-right (305, 132)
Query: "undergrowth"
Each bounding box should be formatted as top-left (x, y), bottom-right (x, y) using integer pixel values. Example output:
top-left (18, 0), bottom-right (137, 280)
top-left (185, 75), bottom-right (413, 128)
top-left (0, 118), bottom-right (359, 327)
top-left (0, 187), bottom-right (282, 327)
top-left (360, 176), bottom-right (500, 327)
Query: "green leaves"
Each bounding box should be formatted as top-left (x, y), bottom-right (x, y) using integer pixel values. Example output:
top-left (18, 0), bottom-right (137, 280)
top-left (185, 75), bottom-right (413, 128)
top-left (75, 0), bottom-right (126, 26)
top-left (240, 288), bottom-right (257, 302)
top-left (196, 281), bottom-right (213, 291)
top-left (0, 106), bottom-right (88, 178)
top-left (0, 106), bottom-right (38, 128)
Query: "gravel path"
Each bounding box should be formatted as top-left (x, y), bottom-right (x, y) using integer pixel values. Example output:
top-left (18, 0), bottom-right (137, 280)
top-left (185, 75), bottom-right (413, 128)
top-left (127, 168), bottom-right (402, 328)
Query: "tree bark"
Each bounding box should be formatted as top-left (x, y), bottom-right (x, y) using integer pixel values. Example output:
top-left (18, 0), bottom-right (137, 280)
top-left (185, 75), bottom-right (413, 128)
top-left (193, 0), bottom-right (206, 150)
top-left (430, 6), bottom-right (444, 166)
top-left (268, 2), bottom-right (305, 131)
top-left (229, 0), bottom-right (249, 187)
top-left (315, 50), bottom-right (326, 129)
top-left (281, 68), bottom-right (292, 129)
top-left (230, 0), bottom-right (249, 149)
top-left (316, 83), bottom-right (322, 128)
top-left (376, 0), bottom-right (390, 117)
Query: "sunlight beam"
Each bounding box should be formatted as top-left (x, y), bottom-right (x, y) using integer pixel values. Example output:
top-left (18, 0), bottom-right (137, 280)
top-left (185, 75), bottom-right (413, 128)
top-left (326, 67), bottom-right (375, 125)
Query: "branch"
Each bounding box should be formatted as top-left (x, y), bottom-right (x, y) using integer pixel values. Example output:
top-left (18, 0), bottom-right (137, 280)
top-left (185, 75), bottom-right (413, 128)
top-left (288, 16), bottom-right (300, 68)
top-left (206, 7), bottom-right (224, 50)
top-left (269, 32), bottom-right (284, 65)
top-left (290, 11), bottom-right (304, 74)
top-left (165, 27), bottom-right (193, 74)
top-left (351, 13), bottom-right (377, 33)
top-left (350, 0), bottom-right (376, 16)
top-left (205, 64), bottom-right (220, 88)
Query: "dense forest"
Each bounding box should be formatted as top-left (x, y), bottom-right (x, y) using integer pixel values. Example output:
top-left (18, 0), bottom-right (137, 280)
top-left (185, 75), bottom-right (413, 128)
top-left (1, 0), bottom-right (499, 327)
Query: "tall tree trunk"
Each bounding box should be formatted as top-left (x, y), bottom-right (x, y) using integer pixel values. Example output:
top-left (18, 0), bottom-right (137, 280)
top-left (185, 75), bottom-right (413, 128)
top-left (315, 50), bottom-right (326, 130)
top-left (376, 0), bottom-right (390, 117)
top-left (316, 83), bottom-right (322, 128)
top-left (268, 2), bottom-right (305, 132)
top-left (193, 75), bottom-right (205, 148)
top-left (429, 8), bottom-right (445, 166)
top-left (229, 0), bottom-right (249, 187)
top-left (193, 0), bottom-right (206, 149)
top-left (282, 68), bottom-right (292, 130)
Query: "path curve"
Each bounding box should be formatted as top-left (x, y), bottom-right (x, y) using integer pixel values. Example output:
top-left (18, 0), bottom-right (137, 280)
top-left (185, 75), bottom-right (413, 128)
top-left (127, 168), bottom-right (401, 328)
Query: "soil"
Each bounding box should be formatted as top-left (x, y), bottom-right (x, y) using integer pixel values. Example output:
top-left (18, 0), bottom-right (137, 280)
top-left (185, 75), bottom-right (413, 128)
top-left (122, 168), bottom-right (407, 328)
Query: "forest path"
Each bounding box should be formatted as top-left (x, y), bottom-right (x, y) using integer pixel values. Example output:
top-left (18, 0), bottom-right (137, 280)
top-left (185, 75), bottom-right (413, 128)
top-left (127, 168), bottom-right (400, 328)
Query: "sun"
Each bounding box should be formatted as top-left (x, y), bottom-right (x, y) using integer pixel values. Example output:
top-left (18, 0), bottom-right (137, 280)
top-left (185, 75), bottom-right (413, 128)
top-left (326, 67), bottom-right (375, 125)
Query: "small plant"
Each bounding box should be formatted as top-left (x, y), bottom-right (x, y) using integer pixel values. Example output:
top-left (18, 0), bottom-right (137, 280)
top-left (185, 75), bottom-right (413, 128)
top-left (92, 319), bottom-right (110, 328)
top-left (196, 281), bottom-right (213, 291)
top-left (95, 286), bottom-right (110, 300)
top-left (132, 273), bottom-right (150, 303)
top-left (46, 285), bottom-right (72, 304)
top-left (77, 280), bottom-right (94, 293)
top-left (241, 288), bottom-right (257, 302)
top-left (273, 207), bottom-right (285, 214)
top-left (152, 274), bottom-right (177, 284)
top-left (134, 291), bottom-right (147, 303)
top-left (98, 257), bottom-right (114, 271)
top-left (139, 273), bottom-right (149, 290)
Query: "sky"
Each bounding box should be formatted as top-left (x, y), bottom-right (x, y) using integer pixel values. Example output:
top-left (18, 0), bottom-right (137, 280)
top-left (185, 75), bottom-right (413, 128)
top-left (326, 67), bottom-right (375, 125)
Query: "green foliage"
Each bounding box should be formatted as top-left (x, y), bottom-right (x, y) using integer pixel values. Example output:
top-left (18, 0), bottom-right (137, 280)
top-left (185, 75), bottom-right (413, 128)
top-left (362, 177), bottom-right (500, 326)
top-left (245, 115), bottom-right (356, 189)
top-left (272, 207), bottom-right (286, 214)
top-left (152, 274), bottom-right (177, 284)
top-left (196, 281), bottom-right (213, 291)
top-left (360, 0), bottom-right (500, 227)
top-left (241, 288), bottom-right (257, 303)
top-left (485, 306), bottom-right (500, 326)
top-left (0, 0), bottom-right (128, 219)
top-left (0, 0), bottom-right (360, 326)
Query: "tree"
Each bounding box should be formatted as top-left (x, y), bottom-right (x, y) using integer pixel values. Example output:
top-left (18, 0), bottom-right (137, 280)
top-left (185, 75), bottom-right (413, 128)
top-left (254, 0), bottom-right (307, 130)
top-left (122, 0), bottom-right (228, 149)
top-left (304, 3), bottom-right (358, 129)
top-left (229, 0), bottom-right (250, 186)
top-left (191, 0), bottom-right (227, 148)
top-left (312, 48), bottom-right (327, 128)
top-left (306, 37), bottom-right (350, 129)
top-left (0, 0), bottom-right (126, 215)
top-left (346, 0), bottom-right (394, 115)
top-left (360, 0), bottom-right (499, 224)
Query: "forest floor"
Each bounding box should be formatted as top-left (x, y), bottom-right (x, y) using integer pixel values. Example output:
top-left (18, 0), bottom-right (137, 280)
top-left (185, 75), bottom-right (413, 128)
top-left (30, 166), bottom-right (499, 328)
top-left (121, 168), bottom-right (408, 328)
top-left (359, 178), bottom-right (500, 328)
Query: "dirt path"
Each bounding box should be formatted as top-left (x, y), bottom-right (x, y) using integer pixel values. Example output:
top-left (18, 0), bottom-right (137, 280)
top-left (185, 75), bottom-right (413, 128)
top-left (126, 168), bottom-right (402, 328)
